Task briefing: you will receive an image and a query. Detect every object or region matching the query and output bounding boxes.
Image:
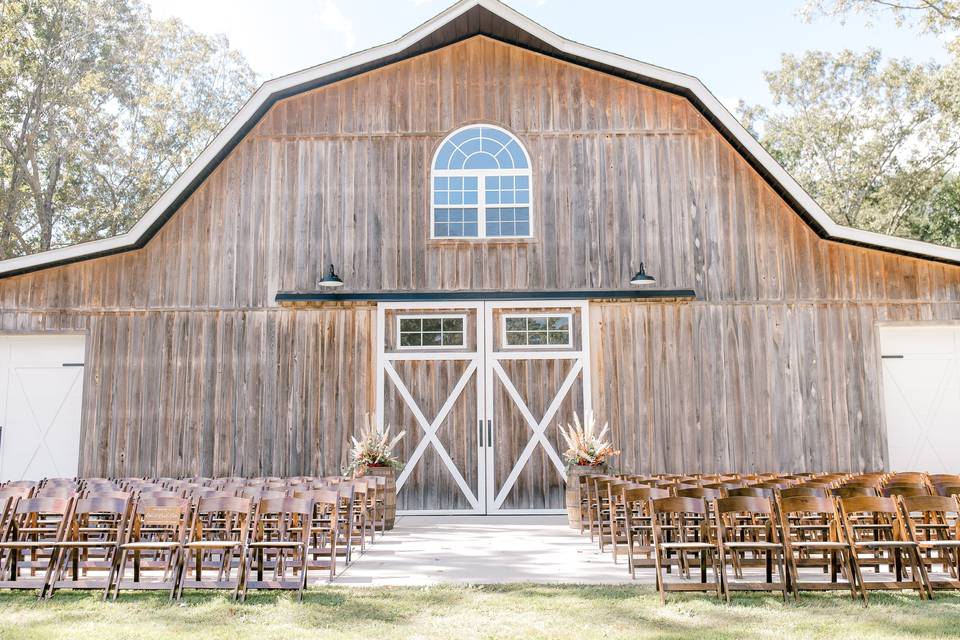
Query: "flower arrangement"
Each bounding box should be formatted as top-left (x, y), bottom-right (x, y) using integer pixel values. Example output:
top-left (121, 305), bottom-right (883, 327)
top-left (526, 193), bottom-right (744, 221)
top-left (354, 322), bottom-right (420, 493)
top-left (559, 412), bottom-right (619, 467)
top-left (344, 413), bottom-right (406, 476)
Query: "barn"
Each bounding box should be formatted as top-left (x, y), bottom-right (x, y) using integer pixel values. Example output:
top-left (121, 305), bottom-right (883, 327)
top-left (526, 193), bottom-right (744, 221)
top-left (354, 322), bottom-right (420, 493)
top-left (0, 0), bottom-right (957, 515)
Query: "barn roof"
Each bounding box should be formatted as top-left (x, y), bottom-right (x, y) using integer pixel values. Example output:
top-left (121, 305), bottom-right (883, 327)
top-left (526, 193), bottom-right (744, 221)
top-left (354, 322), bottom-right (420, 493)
top-left (1, 0), bottom-right (958, 277)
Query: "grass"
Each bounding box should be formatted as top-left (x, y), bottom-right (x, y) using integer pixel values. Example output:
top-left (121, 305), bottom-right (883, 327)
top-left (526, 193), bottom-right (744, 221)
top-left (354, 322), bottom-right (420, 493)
top-left (1, 586), bottom-right (959, 640)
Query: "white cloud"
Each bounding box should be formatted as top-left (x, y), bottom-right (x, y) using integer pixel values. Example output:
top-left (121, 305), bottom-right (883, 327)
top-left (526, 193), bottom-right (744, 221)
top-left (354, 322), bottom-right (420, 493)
top-left (313, 0), bottom-right (356, 49)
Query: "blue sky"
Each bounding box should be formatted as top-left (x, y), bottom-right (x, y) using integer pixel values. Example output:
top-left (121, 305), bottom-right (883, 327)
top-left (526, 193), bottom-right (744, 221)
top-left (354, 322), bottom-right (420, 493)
top-left (146, 0), bottom-right (949, 111)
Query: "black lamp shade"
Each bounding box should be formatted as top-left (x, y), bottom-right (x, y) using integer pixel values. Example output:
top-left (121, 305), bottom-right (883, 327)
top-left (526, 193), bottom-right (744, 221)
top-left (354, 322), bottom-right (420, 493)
top-left (319, 264), bottom-right (344, 288)
top-left (630, 262), bottom-right (656, 286)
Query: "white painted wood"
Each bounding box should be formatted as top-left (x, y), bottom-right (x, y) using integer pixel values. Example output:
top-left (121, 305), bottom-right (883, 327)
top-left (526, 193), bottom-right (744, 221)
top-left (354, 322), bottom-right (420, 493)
top-left (0, 334), bottom-right (86, 482)
top-left (377, 301), bottom-right (485, 514)
top-left (879, 324), bottom-right (960, 474)
top-left (484, 300), bottom-right (590, 514)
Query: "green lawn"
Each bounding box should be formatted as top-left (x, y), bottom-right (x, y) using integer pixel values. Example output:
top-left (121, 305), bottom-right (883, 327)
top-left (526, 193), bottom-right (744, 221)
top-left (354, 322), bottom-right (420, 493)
top-left (0, 585), bottom-right (958, 640)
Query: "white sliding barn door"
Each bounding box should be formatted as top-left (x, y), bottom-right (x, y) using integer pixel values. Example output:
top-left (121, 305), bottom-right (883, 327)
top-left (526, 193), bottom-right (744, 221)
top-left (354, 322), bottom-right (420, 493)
top-left (879, 325), bottom-right (960, 474)
top-left (483, 301), bottom-right (591, 514)
top-left (0, 335), bottom-right (86, 482)
top-left (376, 300), bottom-right (592, 514)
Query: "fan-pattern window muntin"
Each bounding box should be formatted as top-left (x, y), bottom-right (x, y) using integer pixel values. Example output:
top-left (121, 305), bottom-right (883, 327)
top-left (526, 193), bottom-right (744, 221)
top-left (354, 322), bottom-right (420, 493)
top-left (431, 124), bottom-right (532, 239)
top-left (397, 315), bottom-right (467, 349)
top-left (503, 314), bottom-right (572, 348)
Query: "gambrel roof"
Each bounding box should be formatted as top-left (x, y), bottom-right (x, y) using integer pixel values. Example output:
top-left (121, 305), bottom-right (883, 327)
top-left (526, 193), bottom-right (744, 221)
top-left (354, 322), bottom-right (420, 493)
top-left (2, 0), bottom-right (958, 277)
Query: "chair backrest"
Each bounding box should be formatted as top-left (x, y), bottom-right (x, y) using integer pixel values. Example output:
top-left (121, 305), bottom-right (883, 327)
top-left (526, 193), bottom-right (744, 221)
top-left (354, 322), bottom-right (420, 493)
top-left (900, 494), bottom-right (960, 517)
top-left (9, 496), bottom-right (74, 543)
top-left (939, 485), bottom-right (960, 498)
top-left (729, 486), bottom-right (771, 498)
top-left (714, 495), bottom-right (774, 516)
top-left (831, 486), bottom-right (878, 499)
top-left (651, 496), bottom-right (709, 517)
top-left (622, 486), bottom-right (669, 503)
top-left (254, 496), bottom-right (314, 543)
top-left (190, 496), bottom-right (253, 543)
top-left (840, 495), bottom-right (898, 515)
top-left (779, 486), bottom-right (827, 498)
top-left (675, 487), bottom-right (723, 500)
top-left (65, 496), bottom-right (131, 544)
top-left (883, 484), bottom-right (930, 498)
top-left (34, 486), bottom-right (77, 498)
top-left (778, 494), bottom-right (837, 517)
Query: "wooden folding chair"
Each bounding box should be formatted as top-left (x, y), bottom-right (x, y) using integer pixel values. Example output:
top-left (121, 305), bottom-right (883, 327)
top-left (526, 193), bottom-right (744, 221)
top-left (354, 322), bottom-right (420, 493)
top-left (242, 496), bottom-right (315, 601)
top-left (838, 495), bottom-right (929, 602)
top-left (650, 496), bottom-right (722, 603)
top-left (622, 487), bottom-right (668, 577)
top-left (295, 488), bottom-right (340, 579)
top-left (899, 494), bottom-right (960, 593)
top-left (0, 485), bottom-right (34, 541)
top-left (775, 494), bottom-right (860, 602)
top-left (0, 496), bottom-right (74, 595)
top-left (176, 496), bottom-right (252, 600)
top-left (112, 496), bottom-right (191, 599)
top-left (46, 495), bottom-right (132, 598)
top-left (712, 496), bottom-right (789, 602)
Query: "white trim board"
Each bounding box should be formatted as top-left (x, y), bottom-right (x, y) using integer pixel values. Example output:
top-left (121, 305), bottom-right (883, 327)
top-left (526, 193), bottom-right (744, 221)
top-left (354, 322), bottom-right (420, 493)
top-left (1, 0), bottom-right (958, 278)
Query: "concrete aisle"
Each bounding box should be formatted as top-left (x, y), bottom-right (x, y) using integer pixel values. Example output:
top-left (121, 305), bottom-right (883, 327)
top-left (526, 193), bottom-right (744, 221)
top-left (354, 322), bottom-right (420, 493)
top-left (332, 515), bottom-right (635, 586)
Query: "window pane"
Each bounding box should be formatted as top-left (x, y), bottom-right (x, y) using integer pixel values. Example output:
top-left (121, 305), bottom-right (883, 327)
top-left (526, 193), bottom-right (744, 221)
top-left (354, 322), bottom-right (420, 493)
top-left (463, 222), bottom-right (478, 236)
top-left (442, 332), bottom-right (463, 346)
top-left (527, 318), bottom-right (547, 331)
top-left (450, 191), bottom-right (462, 205)
top-left (399, 332), bottom-right (421, 347)
top-left (464, 176), bottom-right (477, 189)
top-left (435, 209), bottom-right (449, 222)
top-left (450, 210), bottom-right (463, 222)
top-left (422, 332), bottom-right (442, 346)
top-left (448, 222), bottom-right (463, 236)
top-left (400, 318), bottom-right (421, 332)
top-left (515, 175), bottom-right (529, 189)
top-left (516, 189), bottom-right (529, 204)
top-left (434, 222), bottom-right (448, 237)
top-left (463, 209), bottom-right (478, 222)
top-left (501, 221), bottom-right (515, 236)
top-left (486, 222), bottom-right (501, 236)
top-left (515, 207), bottom-right (530, 222)
top-left (548, 316), bottom-right (569, 330)
top-left (505, 317), bottom-right (526, 331)
top-left (434, 176), bottom-right (448, 190)
top-left (548, 331), bottom-right (569, 345)
top-left (528, 331), bottom-right (547, 345)
top-left (422, 318), bottom-right (441, 332)
top-left (450, 177), bottom-right (462, 189)
top-left (487, 190), bottom-right (499, 205)
top-left (506, 331), bottom-right (526, 346)
top-left (515, 221), bottom-right (530, 236)
top-left (442, 318), bottom-right (463, 332)
top-left (434, 191), bottom-right (448, 205)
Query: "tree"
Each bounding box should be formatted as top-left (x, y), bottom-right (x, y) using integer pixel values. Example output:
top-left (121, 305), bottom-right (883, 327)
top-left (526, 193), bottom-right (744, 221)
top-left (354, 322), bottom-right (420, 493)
top-left (738, 49), bottom-right (960, 245)
top-left (804, 1), bottom-right (960, 34)
top-left (0, 0), bottom-right (256, 259)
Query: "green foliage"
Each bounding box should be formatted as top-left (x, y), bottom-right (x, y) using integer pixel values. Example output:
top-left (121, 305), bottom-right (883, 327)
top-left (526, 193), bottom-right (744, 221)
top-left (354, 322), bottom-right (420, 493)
top-left (738, 49), bottom-right (960, 246)
top-left (0, 0), bottom-right (256, 258)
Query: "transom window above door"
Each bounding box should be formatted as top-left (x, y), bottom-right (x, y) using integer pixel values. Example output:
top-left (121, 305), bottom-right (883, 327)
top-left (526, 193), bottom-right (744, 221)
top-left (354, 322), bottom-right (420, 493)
top-left (431, 125), bottom-right (532, 239)
top-left (397, 315), bottom-right (466, 349)
top-left (503, 314), bottom-right (572, 348)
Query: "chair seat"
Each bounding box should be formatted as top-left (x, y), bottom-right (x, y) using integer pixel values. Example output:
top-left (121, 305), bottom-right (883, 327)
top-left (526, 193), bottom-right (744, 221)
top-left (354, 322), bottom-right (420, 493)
top-left (185, 540), bottom-right (243, 548)
top-left (659, 542), bottom-right (715, 550)
top-left (791, 541), bottom-right (847, 550)
top-left (249, 541), bottom-right (305, 548)
top-left (724, 541), bottom-right (782, 550)
top-left (855, 540), bottom-right (917, 548)
top-left (917, 540), bottom-right (960, 548)
top-left (121, 541), bottom-right (181, 549)
top-left (0, 541), bottom-right (56, 548)
top-left (54, 541), bottom-right (119, 547)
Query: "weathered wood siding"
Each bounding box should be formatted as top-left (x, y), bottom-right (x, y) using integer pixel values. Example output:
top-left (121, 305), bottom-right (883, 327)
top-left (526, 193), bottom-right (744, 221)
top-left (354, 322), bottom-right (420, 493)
top-left (0, 36), bottom-right (958, 476)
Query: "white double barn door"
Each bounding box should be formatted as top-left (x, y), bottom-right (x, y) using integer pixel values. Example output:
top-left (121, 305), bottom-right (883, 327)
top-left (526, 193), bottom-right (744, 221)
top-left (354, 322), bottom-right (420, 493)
top-left (377, 300), bottom-right (591, 514)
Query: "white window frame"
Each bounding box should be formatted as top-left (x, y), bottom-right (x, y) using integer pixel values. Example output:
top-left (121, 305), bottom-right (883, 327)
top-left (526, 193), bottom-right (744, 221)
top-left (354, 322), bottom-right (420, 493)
top-left (501, 313), bottom-right (573, 350)
top-left (396, 314), bottom-right (469, 351)
top-left (430, 124), bottom-right (533, 240)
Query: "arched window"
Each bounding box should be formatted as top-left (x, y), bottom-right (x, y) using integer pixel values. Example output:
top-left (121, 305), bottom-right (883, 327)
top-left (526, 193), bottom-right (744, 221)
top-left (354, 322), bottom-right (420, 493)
top-left (431, 124), bottom-right (532, 239)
